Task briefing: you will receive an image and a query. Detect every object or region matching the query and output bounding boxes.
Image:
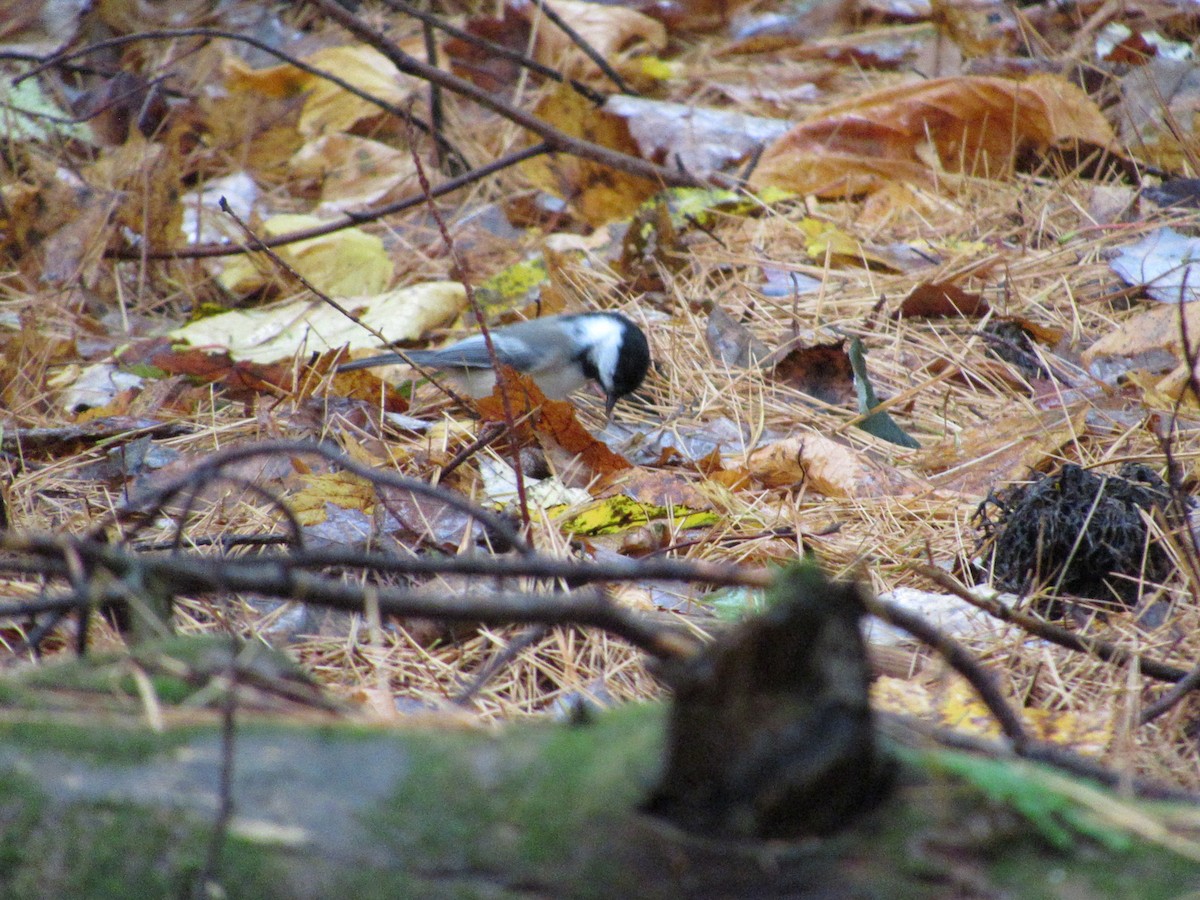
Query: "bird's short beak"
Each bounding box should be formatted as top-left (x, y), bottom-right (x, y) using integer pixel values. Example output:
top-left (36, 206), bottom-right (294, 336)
top-left (604, 393), bottom-right (618, 424)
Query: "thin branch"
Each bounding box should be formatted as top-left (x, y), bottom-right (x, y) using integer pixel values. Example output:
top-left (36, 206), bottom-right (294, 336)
top-left (879, 713), bottom-right (1200, 804)
top-left (0, 538), bottom-right (701, 660)
top-left (193, 654), bottom-right (238, 899)
top-left (530, 0), bottom-right (633, 95)
top-left (307, 0), bottom-right (725, 190)
top-left (215, 196), bottom-right (470, 409)
top-left (1140, 660), bottom-right (1200, 725)
top-left (98, 439), bottom-right (531, 555)
top-left (115, 141), bottom-right (551, 260)
top-left (865, 593), bottom-right (1031, 750)
top-left (406, 116), bottom-right (533, 534)
top-left (378, 0), bottom-right (608, 105)
top-left (178, 545), bottom-right (771, 588)
top-left (909, 562), bottom-right (1189, 684)
top-left (422, 21), bottom-right (449, 171)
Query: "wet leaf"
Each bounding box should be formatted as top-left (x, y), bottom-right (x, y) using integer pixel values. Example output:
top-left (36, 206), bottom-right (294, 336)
top-left (175, 281), bottom-right (465, 364)
top-left (895, 282), bottom-right (989, 319)
top-left (216, 214), bottom-right (394, 297)
top-left (1109, 227), bottom-right (1200, 304)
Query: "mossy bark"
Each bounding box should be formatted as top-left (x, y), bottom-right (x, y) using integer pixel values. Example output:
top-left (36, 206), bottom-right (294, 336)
top-left (0, 690), bottom-right (1197, 899)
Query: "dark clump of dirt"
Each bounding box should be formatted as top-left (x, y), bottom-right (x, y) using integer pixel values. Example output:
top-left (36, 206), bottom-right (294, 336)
top-left (973, 463), bottom-right (1181, 609)
top-left (981, 319), bottom-right (1049, 381)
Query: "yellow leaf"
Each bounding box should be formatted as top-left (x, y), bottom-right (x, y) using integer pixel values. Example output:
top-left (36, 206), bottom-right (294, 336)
top-left (299, 45), bottom-right (416, 137)
top-left (930, 679), bottom-right (1111, 755)
top-left (172, 281), bottom-right (465, 364)
top-left (557, 495), bottom-right (718, 535)
top-left (522, 85), bottom-right (657, 226)
top-left (289, 471), bottom-right (377, 525)
top-left (223, 56), bottom-right (313, 99)
top-left (536, 0), bottom-right (666, 79)
top-left (871, 676), bottom-right (935, 718)
top-left (217, 213), bottom-right (393, 297)
top-left (638, 57), bottom-right (676, 80)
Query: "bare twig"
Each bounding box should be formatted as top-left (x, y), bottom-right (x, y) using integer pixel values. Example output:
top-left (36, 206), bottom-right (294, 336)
top-left (98, 439), bottom-right (532, 555)
top-left (452, 624), bottom-right (551, 704)
top-left (1140, 660), bottom-right (1200, 725)
top-left (116, 141), bottom-right (551, 260)
top-left (865, 593), bottom-right (1031, 749)
top-left (193, 653), bottom-right (238, 900)
top-left (909, 562), bottom-right (1189, 684)
top-left (879, 713), bottom-right (1200, 804)
top-left (529, 0), bottom-right (633, 95)
top-left (405, 117), bottom-right (534, 534)
top-left (16, 28), bottom-right (466, 169)
top-left (378, 0), bottom-right (608, 105)
top-left (193, 545), bottom-right (772, 588)
top-left (307, 0), bottom-right (725, 190)
top-left (0, 536), bottom-right (702, 660)
top-left (421, 21), bottom-right (449, 171)
top-left (215, 197), bottom-right (471, 410)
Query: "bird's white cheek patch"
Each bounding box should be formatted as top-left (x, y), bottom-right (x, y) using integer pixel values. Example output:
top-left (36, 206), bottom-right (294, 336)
top-left (576, 317), bottom-right (623, 390)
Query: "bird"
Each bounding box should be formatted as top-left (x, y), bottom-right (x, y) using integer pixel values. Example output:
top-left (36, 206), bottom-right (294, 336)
top-left (339, 311), bottom-right (650, 416)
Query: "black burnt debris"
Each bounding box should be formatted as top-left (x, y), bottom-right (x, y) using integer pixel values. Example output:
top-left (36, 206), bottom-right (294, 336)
top-left (974, 463), bottom-right (1181, 609)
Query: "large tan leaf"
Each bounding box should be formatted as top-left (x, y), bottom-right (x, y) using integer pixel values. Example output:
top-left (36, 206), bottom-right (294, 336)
top-left (172, 281), bottom-right (465, 364)
top-left (224, 45), bottom-right (419, 139)
top-left (217, 214), bottom-right (394, 297)
top-left (289, 135), bottom-right (419, 215)
top-left (746, 431), bottom-right (934, 498)
top-left (751, 74), bottom-right (1115, 197)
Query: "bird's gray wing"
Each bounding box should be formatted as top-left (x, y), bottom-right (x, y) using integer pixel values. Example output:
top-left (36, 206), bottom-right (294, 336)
top-left (338, 352), bottom-right (406, 371)
top-left (419, 333), bottom-right (554, 371)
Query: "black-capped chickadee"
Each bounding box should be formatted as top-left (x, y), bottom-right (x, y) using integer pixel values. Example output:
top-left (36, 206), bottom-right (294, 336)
top-left (339, 311), bottom-right (650, 416)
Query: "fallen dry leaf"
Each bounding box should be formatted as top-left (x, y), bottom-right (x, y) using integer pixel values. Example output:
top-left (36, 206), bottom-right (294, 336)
top-left (746, 431), bottom-right (933, 498)
top-left (916, 406), bottom-right (1088, 496)
top-left (216, 213), bottom-right (395, 297)
top-left (1082, 301), bottom-right (1200, 372)
top-left (535, 0), bottom-right (666, 79)
top-left (895, 282), bottom-right (989, 319)
top-left (522, 85), bottom-right (658, 225)
top-left (475, 368), bottom-right (631, 475)
top-left (751, 74), bottom-right (1115, 196)
top-left (604, 95), bottom-right (792, 178)
top-left (173, 281), bottom-right (465, 364)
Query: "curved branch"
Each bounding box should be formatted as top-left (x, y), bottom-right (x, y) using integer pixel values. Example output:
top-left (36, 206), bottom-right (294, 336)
top-left (378, 0), bottom-right (609, 104)
top-left (103, 439), bottom-right (531, 555)
top-left (117, 141), bottom-right (550, 259)
top-left (308, 0), bottom-right (728, 190)
top-left (910, 563), bottom-right (1188, 684)
top-left (0, 537), bottom-right (701, 660)
top-left (16, 28), bottom-right (467, 169)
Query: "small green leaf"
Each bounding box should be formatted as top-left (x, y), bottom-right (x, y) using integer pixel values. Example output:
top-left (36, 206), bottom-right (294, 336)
top-left (848, 337), bottom-right (920, 449)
